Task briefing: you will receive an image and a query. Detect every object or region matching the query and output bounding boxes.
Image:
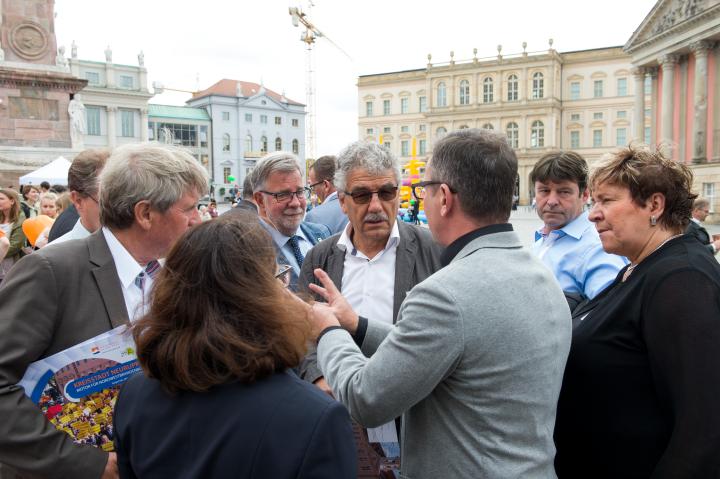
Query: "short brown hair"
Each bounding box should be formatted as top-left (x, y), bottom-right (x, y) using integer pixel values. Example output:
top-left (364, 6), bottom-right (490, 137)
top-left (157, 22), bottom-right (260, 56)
top-left (531, 150), bottom-right (588, 194)
top-left (68, 149), bottom-right (110, 198)
top-left (310, 155), bottom-right (338, 184)
top-left (590, 143), bottom-right (696, 231)
top-left (21, 185), bottom-right (39, 200)
top-left (132, 214), bottom-right (312, 393)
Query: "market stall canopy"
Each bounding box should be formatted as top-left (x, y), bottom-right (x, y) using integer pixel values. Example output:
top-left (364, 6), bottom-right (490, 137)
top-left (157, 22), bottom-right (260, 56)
top-left (19, 157), bottom-right (71, 185)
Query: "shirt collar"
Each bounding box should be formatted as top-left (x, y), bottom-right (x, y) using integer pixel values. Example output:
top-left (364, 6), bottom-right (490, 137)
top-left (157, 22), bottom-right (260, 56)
top-left (442, 223), bottom-right (513, 266)
top-left (324, 191), bottom-right (338, 202)
top-left (337, 220), bottom-right (400, 256)
top-left (534, 210), bottom-right (589, 242)
top-left (102, 227), bottom-right (143, 289)
top-left (261, 218), bottom-right (310, 246)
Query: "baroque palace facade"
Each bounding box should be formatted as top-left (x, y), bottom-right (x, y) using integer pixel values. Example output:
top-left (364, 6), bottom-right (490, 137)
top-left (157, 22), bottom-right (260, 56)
top-left (357, 0), bottom-right (720, 218)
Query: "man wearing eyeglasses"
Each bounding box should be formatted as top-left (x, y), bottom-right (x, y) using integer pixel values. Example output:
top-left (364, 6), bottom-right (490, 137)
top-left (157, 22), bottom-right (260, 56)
top-left (305, 155), bottom-right (348, 234)
top-left (308, 129), bottom-right (571, 478)
top-left (251, 152), bottom-right (331, 291)
top-left (686, 197), bottom-right (720, 255)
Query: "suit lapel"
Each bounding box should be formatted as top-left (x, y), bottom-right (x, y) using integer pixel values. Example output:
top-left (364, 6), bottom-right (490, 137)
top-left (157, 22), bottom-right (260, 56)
top-left (392, 223), bottom-right (417, 323)
top-left (87, 232), bottom-right (130, 328)
top-left (327, 241), bottom-right (346, 291)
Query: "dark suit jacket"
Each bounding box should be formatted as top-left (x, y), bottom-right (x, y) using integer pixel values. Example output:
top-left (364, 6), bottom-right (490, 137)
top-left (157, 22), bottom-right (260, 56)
top-left (221, 200), bottom-right (258, 217)
top-left (298, 221), bottom-right (443, 382)
top-left (48, 203), bottom-right (80, 242)
top-left (114, 370), bottom-right (356, 479)
top-left (0, 232), bottom-right (128, 478)
top-left (685, 220), bottom-right (716, 255)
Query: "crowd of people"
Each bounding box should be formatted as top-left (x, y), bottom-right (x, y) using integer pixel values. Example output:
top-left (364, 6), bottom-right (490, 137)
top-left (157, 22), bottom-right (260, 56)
top-left (0, 131), bottom-right (719, 479)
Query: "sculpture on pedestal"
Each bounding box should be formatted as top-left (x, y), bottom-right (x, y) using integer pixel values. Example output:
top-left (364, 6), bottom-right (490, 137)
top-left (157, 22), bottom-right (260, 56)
top-left (104, 45), bottom-right (112, 63)
top-left (138, 50), bottom-right (144, 67)
top-left (68, 96), bottom-right (85, 148)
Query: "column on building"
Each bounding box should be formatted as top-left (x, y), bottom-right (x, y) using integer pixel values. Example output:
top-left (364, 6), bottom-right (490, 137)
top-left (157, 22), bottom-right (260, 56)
top-left (140, 108), bottom-right (149, 141)
top-left (690, 41), bottom-right (712, 163)
top-left (107, 106), bottom-right (117, 149)
top-left (659, 54), bottom-right (678, 142)
top-left (649, 67), bottom-right (658, 144)
top-left (632, 66), bottom-right (645, 141)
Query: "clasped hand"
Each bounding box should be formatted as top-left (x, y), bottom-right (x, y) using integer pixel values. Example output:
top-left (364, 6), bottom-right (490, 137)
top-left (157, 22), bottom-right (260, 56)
top-left (308, 268), bottom-right (360, 338)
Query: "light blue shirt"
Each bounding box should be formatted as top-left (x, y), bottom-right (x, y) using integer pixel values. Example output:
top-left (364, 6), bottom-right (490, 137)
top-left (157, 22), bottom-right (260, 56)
top-left (533, 211), bottom-right (628, 299)
top-left (261, 218), bottom-right (313, 275)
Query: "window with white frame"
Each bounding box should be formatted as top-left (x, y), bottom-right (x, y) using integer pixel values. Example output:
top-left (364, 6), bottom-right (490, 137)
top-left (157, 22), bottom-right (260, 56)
top-left (644, 127), bottom-right (651, 144)
top-left (366, 128), bottom-right (374, 135)
top-left (260, 136), bottom-right (267, 152)
top-left (570, 130), bottom-right (580, 149)
top-left (366, 101), bottom-right (373, 117)
top-left (418, 124), bottom-right (426, 132)
top-left (532, 72), bottom-right (544, 99)
top-left (401, 125), bottom-right (409, 133)
top-left (436, 126), bottom-right (447, 138)
top-left (506, 122), bottom-right (519, 148)
top-left (483, 77), bottom-right (494, 103)
top-left (119, 75), bottom-right (134, 89)
top-left (223, 167), bottom-right (232, 183)
top-left (223, 133), bottom-right (231, 152)
top-left (459, 80), bottom-right (470, 105)
top-left (292, 118), bottom-right (299, 127)
top-left (260, 114), bottom-right (268, 124)
top-left (617, 78), bottom-right (627, 96)
top-left (570, 113), bottom-right (581, 121)
top-left (383, 99), bottom-right (391, 115)
top-left (120, 109), bottom-right (134, 137)
top-left (383, 126), bottom-right (391, 134)
top-left (482, 123), bottom-right (493, 130)
top-left (593, 129), bottom-right (603, 147)
top-left (419, 139), bottom-right (426, 155)
top-left (570, 82), bottom-right (580, 100)
top-left (419, 96), bottom-right (427, 112)
top-left (594, 80), bottom-right (604, 98)
top-left (383, 141), bottom-right (391, 150)
top-left (530, 120), bottom-right (544, 148)
top-left (644, 76), bottom-right (651, 94)
top-left (222, 111), bottom-right (230, 121)
top-left (86, 106), bottom-right (101, 135)
top-left (617, 110), bottom-right (627, 119)
top-left (292, 139), bottom-right (299, 154)
top-left (275, 137), bottom-right (282, 150)
top-left (437, 82), bottom-right (447, 107)
top-left (245, 113), bottom-right (252, 122)
top-left (85, 71), bottom-right (100, 85)
top-left (401, 140), bottom-right (409, 156)
top-left (703, 183), bottom-right (715, 212)
top-left (400, 97), bottom-right (409, 114)
top-left (274, 116), bottom-right (282, 125)
top-left (593, 112), bottom-right (603, 120)
top-left (507, 74), bottom-right (518, 101)
top-left (645, 108), bottom-right (651, 118)
top-left (616, 128), bottom-right (627, 146)
top-left (245, 135), bottom-right (252, 151)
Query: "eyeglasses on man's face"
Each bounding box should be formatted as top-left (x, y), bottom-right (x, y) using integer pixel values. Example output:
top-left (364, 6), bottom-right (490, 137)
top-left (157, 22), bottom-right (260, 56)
top-left (411, 181), bottom-right (447, 200)
top-left (275, 264), bottom-right (292, 287)
top-left (259, 188), bottom-right (309, 203)
top-left (343, 185), bottom-right (399, 204)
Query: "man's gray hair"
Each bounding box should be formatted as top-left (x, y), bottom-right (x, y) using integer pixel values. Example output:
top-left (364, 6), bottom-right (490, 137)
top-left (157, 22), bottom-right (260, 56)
top-left (100, 142), bottom-right (209, 230)
top-left (335, 141), bottom-right (401, 192)
top-left (251, 151), bottom-right (303, 192)
top-left (694, 197), bottom-right (710, 211)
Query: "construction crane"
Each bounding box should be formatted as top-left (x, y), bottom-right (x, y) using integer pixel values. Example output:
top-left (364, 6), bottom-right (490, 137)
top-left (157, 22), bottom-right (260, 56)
top-left (289, 3), bottom-right (350, 160)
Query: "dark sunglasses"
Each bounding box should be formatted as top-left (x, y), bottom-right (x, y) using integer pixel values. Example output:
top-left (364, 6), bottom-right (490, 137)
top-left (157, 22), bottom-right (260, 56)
top-left (344, 186), bottom-right (399, 204)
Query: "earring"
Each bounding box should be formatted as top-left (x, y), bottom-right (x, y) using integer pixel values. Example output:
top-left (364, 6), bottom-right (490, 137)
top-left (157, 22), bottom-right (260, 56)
top-left (650, 216), bottom-right (657, 226)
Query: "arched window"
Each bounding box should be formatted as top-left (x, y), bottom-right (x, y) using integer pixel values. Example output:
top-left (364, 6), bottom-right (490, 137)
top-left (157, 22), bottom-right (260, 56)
top-left (507, 74), bottom-right (518, 101)
top-left (292, 139), bottom-right (299, 154)
top-left (436, 126), bottom-right (447, 138)
top-left (275, 137), bottom-right (282, 151)
top-left (260, 136), bottom-right (268, 152)
top-left (245, 134), bottom-right (252, 152)
top-left (459, 80), bottom-right (470, 105)
top-left (437, 82), bottom-right (447, 107)
top-left (222, 133), bottom-right (230, 152)
top-left (532, 72), bottom-right (544, 99)
top-left (531, 120), bottom-right (544, 148)
top-left (481, 123), bottom-right (494, 130)
top-left (483, 77), bottom-right (494, 103)
top-left (506, 122), bottom-right (519, 148)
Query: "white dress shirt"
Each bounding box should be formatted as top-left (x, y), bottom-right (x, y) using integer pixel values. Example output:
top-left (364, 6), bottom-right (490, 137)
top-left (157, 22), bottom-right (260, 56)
top-left (337, 221), bottom-right (400, 325)
top-left (49, 218), bottom-right (91, 245)
top-left (102, 228), bottom-right (157, 322)
top-left (262, 219), bottom-right (313, 275)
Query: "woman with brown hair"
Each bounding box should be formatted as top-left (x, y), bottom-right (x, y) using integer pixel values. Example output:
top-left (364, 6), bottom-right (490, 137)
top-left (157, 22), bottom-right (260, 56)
top-left (0, 188), bottom-right (27, 283)
top-left (113, 214), bottom-right (356, 478)
top-left (554, 144), bottom-right (720, 477)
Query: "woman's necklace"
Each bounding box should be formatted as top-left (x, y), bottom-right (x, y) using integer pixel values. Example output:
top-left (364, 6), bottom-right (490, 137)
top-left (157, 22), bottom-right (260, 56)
top-left (622, 234), bottom-right (683, 282)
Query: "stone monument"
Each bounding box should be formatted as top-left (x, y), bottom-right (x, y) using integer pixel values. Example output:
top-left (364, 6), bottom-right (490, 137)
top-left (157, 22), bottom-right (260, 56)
top-left (0, 0), bottom-right (87, 186)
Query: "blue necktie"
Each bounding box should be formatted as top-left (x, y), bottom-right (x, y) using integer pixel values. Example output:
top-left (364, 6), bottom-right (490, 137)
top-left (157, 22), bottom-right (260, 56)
top-left (287, 236), bottom-right (304, 268)
top-left (134, 260), bottom-right (161, 293)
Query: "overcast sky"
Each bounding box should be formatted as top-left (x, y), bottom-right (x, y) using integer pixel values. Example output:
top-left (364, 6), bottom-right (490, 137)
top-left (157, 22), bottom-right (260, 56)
top-left (54, 0), bottom-right (657, 156)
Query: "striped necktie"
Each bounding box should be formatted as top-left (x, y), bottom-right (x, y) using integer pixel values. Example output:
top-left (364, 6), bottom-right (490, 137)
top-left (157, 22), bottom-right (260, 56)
top-left (287, 235), bottom-right (304, 268)
top-left (134, 260), bottom-right (161, 293)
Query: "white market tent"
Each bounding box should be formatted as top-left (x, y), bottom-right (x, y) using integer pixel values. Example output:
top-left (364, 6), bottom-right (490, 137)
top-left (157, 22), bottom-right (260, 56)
top-left (19, 156), bottom-right (71, 185)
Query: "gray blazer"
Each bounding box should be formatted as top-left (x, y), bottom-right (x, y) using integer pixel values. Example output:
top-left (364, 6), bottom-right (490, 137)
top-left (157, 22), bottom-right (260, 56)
top-left (0, 232), bottom-right (127, 479)
top-left (298, 221), bottom-right (443, 383)
top-left (317, 230), bottom-right (572, 479)
top-left (304, 194), bottom-right (348, 235)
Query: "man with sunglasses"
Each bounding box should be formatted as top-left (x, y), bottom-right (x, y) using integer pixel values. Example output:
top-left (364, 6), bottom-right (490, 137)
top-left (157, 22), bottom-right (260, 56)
top-left (309, 129), bottom-right (571, 478)
top-left (252, 152), bottom-right (331, 291)
top-left (305, 155), bottom-right (348, 234)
